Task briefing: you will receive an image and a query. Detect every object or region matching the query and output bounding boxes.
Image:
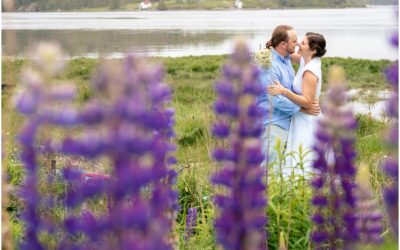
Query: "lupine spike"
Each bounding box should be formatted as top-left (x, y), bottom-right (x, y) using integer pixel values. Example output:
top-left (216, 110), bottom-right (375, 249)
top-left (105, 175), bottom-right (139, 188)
top-left (212, 39), bottom-right (267, 250)
top-left (15, 44), bottom-right (178, 249)
top-left (355, 165), bottom-right (383, 244)
top-left (184, 207), bottom-right (198, 241)
top-left (310, 65), bottom-right (359, 249)
top-left (61, 55), bottom-right (177, 249)
top-left (383, 28), bottom-right (398, 237)
top-left (14, 43), bottom-right (67, 250)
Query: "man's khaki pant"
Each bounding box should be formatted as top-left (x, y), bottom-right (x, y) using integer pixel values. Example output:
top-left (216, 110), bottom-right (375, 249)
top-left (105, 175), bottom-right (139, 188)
top-left (260, 124), bottom-right (288, 174)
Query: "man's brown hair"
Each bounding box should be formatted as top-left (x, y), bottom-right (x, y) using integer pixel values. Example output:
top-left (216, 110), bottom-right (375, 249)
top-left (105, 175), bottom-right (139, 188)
top-left (266, 25), bottom-right (294, 49)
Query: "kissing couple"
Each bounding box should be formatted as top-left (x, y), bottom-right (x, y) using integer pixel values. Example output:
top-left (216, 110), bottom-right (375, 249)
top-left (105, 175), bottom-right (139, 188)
top-left (256, 25), bottom-right (327, 176)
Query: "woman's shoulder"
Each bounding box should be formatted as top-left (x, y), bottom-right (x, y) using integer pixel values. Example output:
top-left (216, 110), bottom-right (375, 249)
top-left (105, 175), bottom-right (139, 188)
top-left (305, 58), bottom-right (321, 71)
top-left (302, 58), bottom-right (321, 81)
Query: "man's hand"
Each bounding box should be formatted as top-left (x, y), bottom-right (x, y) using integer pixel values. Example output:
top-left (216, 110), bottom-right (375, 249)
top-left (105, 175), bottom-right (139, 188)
top-left (301, 101), bottom-right (320, 116)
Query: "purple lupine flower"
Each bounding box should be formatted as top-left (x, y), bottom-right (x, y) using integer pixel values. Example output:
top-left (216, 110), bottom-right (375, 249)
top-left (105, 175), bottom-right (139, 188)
top-left (355, 165), bottom-right (384, 244)
top-left (15, 44), bottom-right (178, 249)
top-left (184, 207), bottom-right (198, 241)
top-left (14, 43), bottom-right (71, 250)
top-left (58, 54), bottom-right (178, 249)
top-left (212, 40), bottom-right (267, 250)
top-left (310, 66), bottom-right (359, 249)
top-left (383, 28), bottom-right (399, 236)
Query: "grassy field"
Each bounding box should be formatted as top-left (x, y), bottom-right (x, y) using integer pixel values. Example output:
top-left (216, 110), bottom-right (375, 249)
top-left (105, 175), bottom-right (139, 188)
top-left (2, 55), bottom-right (397, 249)
top-left (2, 55), bottom-right (392, 102)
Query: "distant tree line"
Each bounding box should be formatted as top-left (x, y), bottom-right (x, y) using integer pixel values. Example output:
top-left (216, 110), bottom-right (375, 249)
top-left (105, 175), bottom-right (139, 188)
top-left (266, 0), bottom-right (366, 8)
top-left (4, 0), bottom-right (397, 12)
top-left (259, 0), bottom-right (397, 7)
top-left (367, 0), bottom-right (398, 4)
top-left (7, 0), bottom-right (136, 11)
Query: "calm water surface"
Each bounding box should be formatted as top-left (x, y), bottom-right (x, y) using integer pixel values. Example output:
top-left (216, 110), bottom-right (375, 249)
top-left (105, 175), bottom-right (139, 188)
top-left (2, 6), bottom-right (398, 59)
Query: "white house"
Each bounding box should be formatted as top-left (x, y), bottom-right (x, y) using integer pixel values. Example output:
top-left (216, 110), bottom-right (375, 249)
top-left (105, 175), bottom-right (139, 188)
top-left (139, 0), bottom-right (152, 10)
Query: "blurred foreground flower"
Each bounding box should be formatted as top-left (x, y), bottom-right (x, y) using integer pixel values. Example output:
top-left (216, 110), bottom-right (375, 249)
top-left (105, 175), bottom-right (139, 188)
top-left (355, 165), bottom-right (383, 244)
top-left (29, 42), bottom-right (65, 77)
top-left (212, 40), bottom-right (267, 250)
top-left (14, 44), bottom-right (76, 249)
top-left (15, 43), bottom-right (178, 249)
top-left (383, 29), bottom-right (398, 236)
top-left (310, 66), bottom-right (359, 249)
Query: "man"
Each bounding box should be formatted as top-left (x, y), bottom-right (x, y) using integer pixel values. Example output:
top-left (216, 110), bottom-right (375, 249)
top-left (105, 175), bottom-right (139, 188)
top-left (257, 25), bottom-right (320, 170)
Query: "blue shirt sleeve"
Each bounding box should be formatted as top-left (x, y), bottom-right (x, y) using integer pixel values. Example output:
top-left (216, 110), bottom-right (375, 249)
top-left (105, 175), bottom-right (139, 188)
top-left (269, 93), bottom-right (301, 114)
top-left (268, 66), bottom-right (301, 115)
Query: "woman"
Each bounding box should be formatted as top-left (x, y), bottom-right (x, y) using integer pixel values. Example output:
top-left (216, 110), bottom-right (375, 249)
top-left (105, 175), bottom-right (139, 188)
top-left (268, 32), bottom-right (327, 174)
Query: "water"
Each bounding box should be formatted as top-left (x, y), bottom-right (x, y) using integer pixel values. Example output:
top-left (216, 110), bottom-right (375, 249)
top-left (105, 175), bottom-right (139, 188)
top-left (2, 6), bottom-right (398, 59)
top-left (2, 7), bottom-right (397, 120)
top-left (349, 89), bottom-right (392, 120)
top-left (351, 100), bottom-right (388, 120)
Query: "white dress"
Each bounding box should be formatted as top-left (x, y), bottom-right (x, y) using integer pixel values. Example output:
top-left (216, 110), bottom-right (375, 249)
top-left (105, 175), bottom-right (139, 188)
top-left (284, 57), bottom-right (322, 176)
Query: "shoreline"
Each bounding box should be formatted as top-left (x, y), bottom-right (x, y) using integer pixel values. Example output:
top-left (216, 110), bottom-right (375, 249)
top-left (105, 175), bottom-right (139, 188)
top-left (1, 55), bottom-right (395, 62)
top-left (7, 6), bottom-right (396, 13)
top-left (6, 4), bottom-right (397, 13)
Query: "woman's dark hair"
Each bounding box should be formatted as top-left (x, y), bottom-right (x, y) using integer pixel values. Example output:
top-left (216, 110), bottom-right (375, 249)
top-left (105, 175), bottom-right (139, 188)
top-left (305, 32), bottom-right (327, 57)
top-left (266, 25), bottom-right (294, 49)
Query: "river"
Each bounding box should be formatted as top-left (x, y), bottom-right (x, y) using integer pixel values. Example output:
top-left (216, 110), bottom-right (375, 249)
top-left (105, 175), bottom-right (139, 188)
top-left (2, 6), bottom-right (398, 59)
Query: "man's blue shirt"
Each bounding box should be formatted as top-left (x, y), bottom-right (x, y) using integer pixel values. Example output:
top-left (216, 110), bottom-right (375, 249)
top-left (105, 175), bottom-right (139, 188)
top-left (256, 49), bottom-right (301, 131)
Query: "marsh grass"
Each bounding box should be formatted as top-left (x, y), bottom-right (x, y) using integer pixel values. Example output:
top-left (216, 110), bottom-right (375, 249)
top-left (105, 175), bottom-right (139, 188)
top-left (3, 56), bottom-right (391, 101)
top-left (2, 55), bottom-right (397, 249)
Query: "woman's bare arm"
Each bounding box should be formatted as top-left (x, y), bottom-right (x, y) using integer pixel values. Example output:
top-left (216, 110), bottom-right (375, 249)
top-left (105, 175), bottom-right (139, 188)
top-left (281, 71), bottom-right (318, 109)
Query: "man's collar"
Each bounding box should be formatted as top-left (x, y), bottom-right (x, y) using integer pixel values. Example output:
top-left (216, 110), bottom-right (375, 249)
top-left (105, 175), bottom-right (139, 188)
top-left (271, 48), bottom-right (290, 62)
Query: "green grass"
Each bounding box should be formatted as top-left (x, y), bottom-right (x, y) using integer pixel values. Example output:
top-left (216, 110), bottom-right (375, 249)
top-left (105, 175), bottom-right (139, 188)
top-left (321, 57), bottom-right (392, 92)
top-left (2, 55), bottom-right (397, 249)
top-left (2, 55), bottom-right (392, 103)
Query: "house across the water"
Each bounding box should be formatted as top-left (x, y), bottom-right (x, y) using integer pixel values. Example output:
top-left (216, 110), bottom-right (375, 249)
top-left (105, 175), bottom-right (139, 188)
top-left (139, 0), bottom-right (152, 10)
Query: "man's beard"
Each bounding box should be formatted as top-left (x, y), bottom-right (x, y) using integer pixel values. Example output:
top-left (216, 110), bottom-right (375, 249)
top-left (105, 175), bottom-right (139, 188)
top-left (287, 48), bottom-right (296, 54)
